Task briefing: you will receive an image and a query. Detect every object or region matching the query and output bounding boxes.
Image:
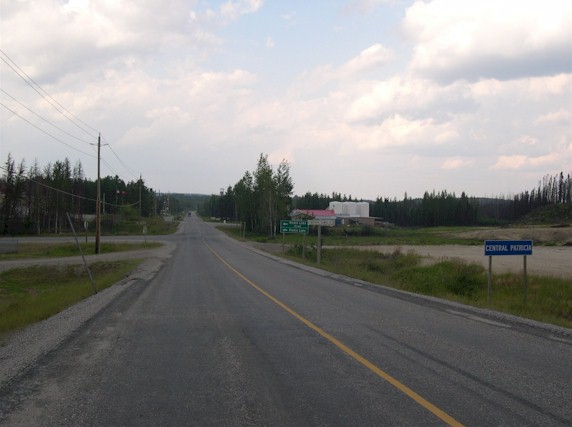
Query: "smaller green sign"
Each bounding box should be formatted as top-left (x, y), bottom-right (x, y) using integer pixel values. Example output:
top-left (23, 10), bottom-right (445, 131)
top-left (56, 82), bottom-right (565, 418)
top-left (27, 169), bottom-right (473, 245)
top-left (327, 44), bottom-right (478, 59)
top-left (280, 220), bottom-right (309, 234)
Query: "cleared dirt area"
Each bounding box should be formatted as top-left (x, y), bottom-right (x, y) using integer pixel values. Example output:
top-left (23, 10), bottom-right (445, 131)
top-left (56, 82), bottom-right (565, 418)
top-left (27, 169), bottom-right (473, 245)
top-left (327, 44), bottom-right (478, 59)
top-left (452, 226), bottom-right (572, 246)
top-left (346, 226), bottom-right (572, 278)
top-left (258, 227), bottom-right (572, 279)
top-left (348, 245), bottom-right (571, 279)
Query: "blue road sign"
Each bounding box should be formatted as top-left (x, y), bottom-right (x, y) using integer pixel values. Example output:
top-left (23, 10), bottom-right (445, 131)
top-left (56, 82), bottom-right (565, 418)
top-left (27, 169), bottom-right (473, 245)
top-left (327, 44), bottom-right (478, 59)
top-left (484, 240), bottom-right (533, 256)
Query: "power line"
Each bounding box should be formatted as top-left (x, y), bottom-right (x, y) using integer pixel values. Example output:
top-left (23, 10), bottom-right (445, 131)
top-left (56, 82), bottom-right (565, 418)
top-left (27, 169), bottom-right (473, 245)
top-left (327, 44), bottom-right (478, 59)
top-left (30, 176), bottom-right (141, 209)
top-left (1, 102), bottom-right (97, 158)
top-left (0, 164), bottom-right (141, 209)
top-left (105, 140), bottom-right (139, 178)
top-left (0, 88), bottom-right (94, 145)
top-left (0, 48), bottom-right (99, 139)
top-left (1, 49), bottom-right (141, 189)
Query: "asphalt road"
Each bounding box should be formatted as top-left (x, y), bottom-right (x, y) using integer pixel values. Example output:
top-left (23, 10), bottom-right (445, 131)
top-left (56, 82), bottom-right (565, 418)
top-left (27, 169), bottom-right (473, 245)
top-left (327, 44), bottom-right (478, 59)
top-left (1, 216), bottom-right (571, 426)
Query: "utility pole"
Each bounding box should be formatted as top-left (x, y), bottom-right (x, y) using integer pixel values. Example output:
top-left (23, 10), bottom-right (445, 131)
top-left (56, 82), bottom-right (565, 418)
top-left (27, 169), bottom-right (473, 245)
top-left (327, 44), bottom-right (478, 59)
top-left (139, 174), bottom-right (142, 219)
top-left (95, 134), bottom-right (101, 254)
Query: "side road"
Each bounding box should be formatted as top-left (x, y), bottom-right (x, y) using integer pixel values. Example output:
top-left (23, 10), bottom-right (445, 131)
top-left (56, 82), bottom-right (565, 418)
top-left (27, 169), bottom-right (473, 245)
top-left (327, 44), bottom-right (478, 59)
top-left (0, 226), bottom-right (185, 387)
top-left (0, 243), bottom-right (174, 273)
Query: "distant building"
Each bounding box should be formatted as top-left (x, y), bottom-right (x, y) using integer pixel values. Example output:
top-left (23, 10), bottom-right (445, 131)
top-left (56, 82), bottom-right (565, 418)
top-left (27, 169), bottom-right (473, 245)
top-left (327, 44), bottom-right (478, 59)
top-left (290, 209), bottom-right (337, 220)
top-left (327, 201), bottom-right (369, 217)
top-left (290, 203), bottom-right (384, 227)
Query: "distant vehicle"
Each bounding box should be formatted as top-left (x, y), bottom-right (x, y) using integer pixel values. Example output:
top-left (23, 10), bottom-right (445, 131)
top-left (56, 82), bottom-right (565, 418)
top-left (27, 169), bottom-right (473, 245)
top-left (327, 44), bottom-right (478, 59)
top-left (188, 212), bottom-right (192, 216)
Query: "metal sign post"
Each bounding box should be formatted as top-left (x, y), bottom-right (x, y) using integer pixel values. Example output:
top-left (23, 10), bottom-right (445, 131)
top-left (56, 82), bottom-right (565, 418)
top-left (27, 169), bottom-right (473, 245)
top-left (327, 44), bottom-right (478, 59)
top-left (484, 240), bottom-right (533, 304)
top-left (307, 219), bottom-right (335, 265)
top-left (280, 220), bottom-right (309, 255)
top-left (317, 225), bottom-right (322, 264)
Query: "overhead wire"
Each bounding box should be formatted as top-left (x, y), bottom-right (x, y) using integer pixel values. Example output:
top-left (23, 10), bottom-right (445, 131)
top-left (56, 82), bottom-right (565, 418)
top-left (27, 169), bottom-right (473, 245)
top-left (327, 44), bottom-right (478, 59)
top-left (0, 164), bottom-right (141, 209)
top-left (0, 88), bottom-right (94, 145)
top-left (0, 102), bottom-right (97, 158)
top-left (1, 49), bottom-right (141, 186)
top-left (104, 139), bottom-right (139, 178)
top-left (0, 48), bottom-right (99, 139)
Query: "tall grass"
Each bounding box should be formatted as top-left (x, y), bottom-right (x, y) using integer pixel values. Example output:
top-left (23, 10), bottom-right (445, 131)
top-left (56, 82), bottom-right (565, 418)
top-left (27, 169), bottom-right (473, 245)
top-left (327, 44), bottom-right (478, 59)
top-left (0, 260), bottom-right (141, 338)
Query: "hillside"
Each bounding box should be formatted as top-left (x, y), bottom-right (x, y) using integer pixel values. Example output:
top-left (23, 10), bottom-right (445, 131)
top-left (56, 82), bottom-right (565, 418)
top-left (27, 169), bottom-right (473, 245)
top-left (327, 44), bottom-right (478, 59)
top-left (517, 203), bottom-right (572, 225)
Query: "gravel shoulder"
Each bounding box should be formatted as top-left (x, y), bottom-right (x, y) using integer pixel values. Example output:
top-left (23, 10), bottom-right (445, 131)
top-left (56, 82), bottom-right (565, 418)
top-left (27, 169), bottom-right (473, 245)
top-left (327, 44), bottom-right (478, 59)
top-left (0, 241), bottom-right (176, 387)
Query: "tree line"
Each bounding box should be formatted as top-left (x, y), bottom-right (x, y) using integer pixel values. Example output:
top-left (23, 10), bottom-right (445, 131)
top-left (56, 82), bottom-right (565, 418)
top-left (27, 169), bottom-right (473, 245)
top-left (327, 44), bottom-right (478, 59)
top-left (3, 149), bottom-right (569, 235)
top-left (198, 154), bottom-right (293, 236)
top-left (202, 166), bottom-right (572, 232)
top-left (1, 154), bottom-right (157, 235)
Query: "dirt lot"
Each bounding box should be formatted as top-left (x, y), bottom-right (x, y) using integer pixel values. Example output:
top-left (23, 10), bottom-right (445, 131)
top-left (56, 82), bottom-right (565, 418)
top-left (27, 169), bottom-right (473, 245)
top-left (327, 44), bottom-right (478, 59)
top-left (259, 227), bottom-right (572, 279)
top-left (452, 226), bottom-right (572, 246)
top-left (342, 227), bottom-right (572, 278)
top-left (350, 245), bottom-right (571, 279)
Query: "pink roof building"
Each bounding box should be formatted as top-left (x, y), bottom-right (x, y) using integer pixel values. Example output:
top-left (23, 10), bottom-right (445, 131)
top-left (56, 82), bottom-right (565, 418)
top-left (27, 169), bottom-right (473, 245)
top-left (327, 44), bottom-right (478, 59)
top-left (291, 209), bottom-right (337, 219)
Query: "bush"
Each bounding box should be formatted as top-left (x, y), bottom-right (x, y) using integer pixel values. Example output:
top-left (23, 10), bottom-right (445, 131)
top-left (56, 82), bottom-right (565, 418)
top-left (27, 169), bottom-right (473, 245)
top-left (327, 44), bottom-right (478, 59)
top-left (442, 261), bottom-right (484, 298)
top-left (361, 225), bottom-right (376, 236)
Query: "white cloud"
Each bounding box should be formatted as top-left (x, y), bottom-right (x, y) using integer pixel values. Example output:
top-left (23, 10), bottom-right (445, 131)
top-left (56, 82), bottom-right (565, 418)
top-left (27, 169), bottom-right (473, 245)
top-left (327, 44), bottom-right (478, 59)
top-left (519, 135), bottom-right (539, 146)
top-left (491, 153), bottom-right (559, 170)
top-left (442, 158), bottom-right (474, 170)
top-left (293, 43), bottom-right (395, 96)
top-left (220, 0), bottom-right (263, 22)
top-left (340, 44), bottom-right (395, 77)
top-left (343, 0), bottom-right (397, 14)
top-left (345, 76), bottom-right (470, 124)
top-left (535, 109), bottom-right (572, 125)
top-left (358, 114), bottom-right (459, 149)
top-left (403, 0), bottom-right (572, 82)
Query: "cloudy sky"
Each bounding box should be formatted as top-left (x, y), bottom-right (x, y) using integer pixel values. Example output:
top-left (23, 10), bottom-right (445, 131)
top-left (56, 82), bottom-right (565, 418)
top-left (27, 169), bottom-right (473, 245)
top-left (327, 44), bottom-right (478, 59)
top-left (1, 0), bottom-right (571, 200)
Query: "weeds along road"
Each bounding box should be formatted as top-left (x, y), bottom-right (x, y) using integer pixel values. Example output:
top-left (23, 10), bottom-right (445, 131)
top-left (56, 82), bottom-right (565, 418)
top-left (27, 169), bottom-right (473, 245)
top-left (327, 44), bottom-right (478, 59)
top-left (1, 216), bottom-right (571, 426)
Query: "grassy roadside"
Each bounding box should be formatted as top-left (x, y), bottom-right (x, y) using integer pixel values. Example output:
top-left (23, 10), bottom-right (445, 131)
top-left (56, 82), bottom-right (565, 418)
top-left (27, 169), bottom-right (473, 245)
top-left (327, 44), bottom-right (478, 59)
top-left (0, 241), bottom-right (163, 261)
top-left (285, 246), bottom-right (572, 329)
top-left (0, 218), bottom-right (179, 340)
top-left (219, 225), bottom-right (572, 329)
top-left (0, 260), bottom-right (142, 340)
top-left (0, 240), bottom-right (166, 340)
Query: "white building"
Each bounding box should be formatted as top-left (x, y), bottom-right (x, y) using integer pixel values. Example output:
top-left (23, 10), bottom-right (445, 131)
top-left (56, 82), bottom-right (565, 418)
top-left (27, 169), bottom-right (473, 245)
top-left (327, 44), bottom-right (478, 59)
top-left (327, 201), bottom-right (369, 218)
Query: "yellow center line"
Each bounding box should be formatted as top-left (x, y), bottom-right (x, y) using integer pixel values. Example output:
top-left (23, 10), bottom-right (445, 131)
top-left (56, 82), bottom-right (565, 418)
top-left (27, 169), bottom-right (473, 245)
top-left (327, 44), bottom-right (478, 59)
top-left (205, 241), bottom-right (464, 427)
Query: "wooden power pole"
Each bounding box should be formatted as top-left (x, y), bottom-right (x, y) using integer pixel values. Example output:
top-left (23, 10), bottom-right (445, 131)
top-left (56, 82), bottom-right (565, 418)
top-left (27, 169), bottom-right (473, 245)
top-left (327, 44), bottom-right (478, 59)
top-left (95, 134), bottom-right (101, 254)
top-left (139, 174), bottom-right (142, 219)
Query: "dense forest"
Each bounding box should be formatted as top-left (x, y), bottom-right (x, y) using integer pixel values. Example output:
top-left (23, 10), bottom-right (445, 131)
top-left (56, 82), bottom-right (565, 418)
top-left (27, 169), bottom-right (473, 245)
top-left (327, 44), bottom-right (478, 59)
top-left (0, 154), bottom-right (156, 235)
top-left (1, 152), bottom-right (570, 236)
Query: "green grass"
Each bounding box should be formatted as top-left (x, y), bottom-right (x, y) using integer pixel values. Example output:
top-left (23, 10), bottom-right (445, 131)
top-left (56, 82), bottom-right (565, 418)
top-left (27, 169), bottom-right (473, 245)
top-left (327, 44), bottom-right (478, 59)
top-left (285, 246), bottom-right (572, 329)
top-left (220, 225), bottom-right (485, 246)
top-left (104, 217), bottom-right (179, 235)
top-left (0, 260), bottom-right (142, 339)
top-left (0, 241), bottom-right (162, 261)
top-left (9, 216), bottom-right (180, 238)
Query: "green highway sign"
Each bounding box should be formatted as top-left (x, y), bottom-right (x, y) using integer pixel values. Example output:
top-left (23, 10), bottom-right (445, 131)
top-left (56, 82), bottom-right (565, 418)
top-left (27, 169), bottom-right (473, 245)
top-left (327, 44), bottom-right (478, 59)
top-left (280, 220), bottom-right (309, 234)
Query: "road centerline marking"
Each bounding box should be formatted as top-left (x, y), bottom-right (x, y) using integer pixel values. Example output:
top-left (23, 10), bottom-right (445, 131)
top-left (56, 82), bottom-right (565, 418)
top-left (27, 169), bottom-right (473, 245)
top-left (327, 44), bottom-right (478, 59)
top-left (205, 241), bottom-right (464, 427)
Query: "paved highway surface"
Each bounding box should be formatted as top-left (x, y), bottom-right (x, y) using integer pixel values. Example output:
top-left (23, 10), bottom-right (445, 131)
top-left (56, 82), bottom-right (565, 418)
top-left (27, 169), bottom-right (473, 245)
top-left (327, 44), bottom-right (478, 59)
top-left (0, 216), bottom-right (571, 426)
